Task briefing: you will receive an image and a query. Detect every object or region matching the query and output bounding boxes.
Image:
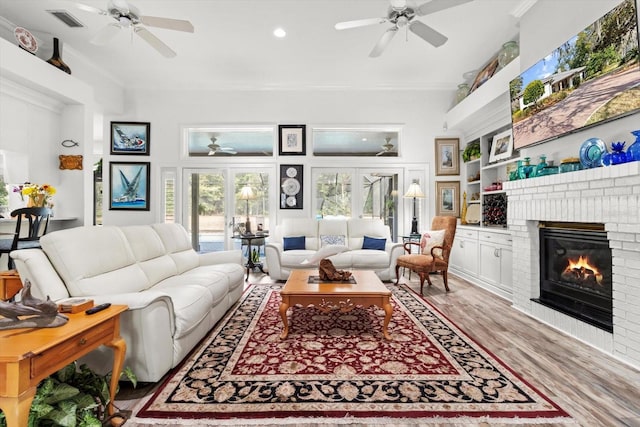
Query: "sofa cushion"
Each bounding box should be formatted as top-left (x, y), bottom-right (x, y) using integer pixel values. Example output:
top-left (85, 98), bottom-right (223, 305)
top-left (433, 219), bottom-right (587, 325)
top-left (320, 234), bottom-right (346, 246)
top-left (40, 226), bottom-right (150, 296)
top-left (284, 236), bottom-right (305, 251)
top-left (338, 250), bottom-right (390, 269)
top-left (281, 249), bottom-right (317, 267)
top-left (120, 225), bottom-right (177, 287)
top-left (362, 236), bottom-right (386, 250)
top-left (152, 223), bottom-right (199, 273)
top-left (151, 283), bottom-right (214, 339)
top-left (282, 219), bottom-right (319, 249)
top-left (347, 218), bottom-right (390, 250)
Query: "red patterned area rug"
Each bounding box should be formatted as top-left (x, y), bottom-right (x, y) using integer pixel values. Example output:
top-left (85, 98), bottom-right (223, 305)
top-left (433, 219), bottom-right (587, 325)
top-left (133, 284), bottom-right (574, 425)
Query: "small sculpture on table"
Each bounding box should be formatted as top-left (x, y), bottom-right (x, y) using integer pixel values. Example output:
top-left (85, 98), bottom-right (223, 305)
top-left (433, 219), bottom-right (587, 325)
top-left (0, 280), bottom-right (68, 330)
top-left (318, 259), bottom-right (352, 281)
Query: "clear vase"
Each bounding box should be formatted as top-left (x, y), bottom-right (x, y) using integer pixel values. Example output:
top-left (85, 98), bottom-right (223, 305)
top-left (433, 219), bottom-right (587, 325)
top-left (498, 41), bottom-right (519, 69)
top-left (455, 83), bottom-right (469, 104)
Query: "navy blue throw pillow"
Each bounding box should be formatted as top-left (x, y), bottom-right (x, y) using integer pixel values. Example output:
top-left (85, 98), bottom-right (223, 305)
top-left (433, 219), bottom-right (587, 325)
top-left (362, 236), bottom-right (386, 251)
top-left (283, 236), bottom-right (305, 251)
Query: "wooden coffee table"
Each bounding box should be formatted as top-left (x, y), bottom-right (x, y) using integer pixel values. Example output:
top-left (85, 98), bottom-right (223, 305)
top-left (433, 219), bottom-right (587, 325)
top-left (279, 269), bottom-right (393, 340)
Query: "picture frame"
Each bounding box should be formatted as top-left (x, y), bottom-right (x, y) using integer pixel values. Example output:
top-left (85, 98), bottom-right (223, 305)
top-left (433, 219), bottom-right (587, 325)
top-left (469, 55), bottom-right (499, 93)
top-left (110, 121), bottom-right (150, 155)
top-left (489, 129), bottom-right (514, 163)
top-left (435, 138), bottom-right (460, 176)
top-left (280, 164), bottom-right (303, 209)
top-left (435, 181), bottom-right (460, 217)
top-left (278, 124), bottom-right (306, 155)
top-left (109, 161), bottom-right (150, 211)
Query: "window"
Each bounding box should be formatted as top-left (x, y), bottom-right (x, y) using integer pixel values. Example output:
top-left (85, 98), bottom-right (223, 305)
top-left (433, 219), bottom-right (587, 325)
top-left (314, 170), bottom-right (352, 219)
top-left (185, 126), bottom-right (274, 157)
top-left (312, 127), bottom-right (401, 157)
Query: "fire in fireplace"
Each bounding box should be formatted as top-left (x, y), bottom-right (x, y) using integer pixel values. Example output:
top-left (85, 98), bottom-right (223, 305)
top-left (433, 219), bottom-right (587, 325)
top-left (536, 222), bottom-right (612, 332)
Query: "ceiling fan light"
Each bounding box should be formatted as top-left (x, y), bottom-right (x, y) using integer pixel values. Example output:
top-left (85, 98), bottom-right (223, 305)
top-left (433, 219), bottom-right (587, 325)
top-left (119, 16), bottom-right (131, 27)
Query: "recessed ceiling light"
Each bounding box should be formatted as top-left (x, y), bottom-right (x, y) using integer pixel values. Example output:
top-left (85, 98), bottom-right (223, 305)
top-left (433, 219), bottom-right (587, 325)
top-left (273, 27), bottom-right (286, 38)
top-left (362, 138), bottom-right (368, 141)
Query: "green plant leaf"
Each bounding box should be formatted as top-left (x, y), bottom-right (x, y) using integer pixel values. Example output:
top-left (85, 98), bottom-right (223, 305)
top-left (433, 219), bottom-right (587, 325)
top-left (44, 382), bottom-right (80, 405)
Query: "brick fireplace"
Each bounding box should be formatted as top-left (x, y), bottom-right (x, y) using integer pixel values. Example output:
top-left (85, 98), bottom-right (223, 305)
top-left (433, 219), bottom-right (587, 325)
top-left (504, 162), bottom-right (640, 370)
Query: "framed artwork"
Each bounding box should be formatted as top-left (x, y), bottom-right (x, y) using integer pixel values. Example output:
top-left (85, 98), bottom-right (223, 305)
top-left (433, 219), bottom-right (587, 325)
top-left (110, 121), bottom-right (150, 155)
top-left (469, 55), bottom-right (499, 93)
top-left (278, 124), bottom-right (306, 155)
top-left (435, 181), bottom-right (460, 217)
top-left (109, 161), bottom-right (150, 211)
top-left (435, 138), bottom-right (460, 176)
top-left (489, 129), bottom-right (514, 163)
top-left (280, 164), bottom-right (303, 209)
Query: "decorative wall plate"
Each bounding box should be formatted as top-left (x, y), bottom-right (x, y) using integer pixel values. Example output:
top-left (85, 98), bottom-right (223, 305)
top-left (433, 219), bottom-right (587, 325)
top-left (281, 178), bottom-right (300, 196)
top-left (14, 27), bottom-right (38, 54)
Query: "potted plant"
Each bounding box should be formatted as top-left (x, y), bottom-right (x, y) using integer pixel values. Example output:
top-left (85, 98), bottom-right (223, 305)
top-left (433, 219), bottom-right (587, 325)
top-left (0, 362), bottom-right (136, 427)
top-left (462, 141), bottom-right (481, 162)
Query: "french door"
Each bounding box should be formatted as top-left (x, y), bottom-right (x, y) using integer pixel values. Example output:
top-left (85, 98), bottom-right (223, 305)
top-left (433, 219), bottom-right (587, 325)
top-left (312, 167), bottom-right (401, 240)
top-left (182, 167), bottom-right (274, 252)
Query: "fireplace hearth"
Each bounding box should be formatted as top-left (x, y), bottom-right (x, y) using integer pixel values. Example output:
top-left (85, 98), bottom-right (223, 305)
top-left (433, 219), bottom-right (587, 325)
top-left (535, 222), bottom-right (612, 332)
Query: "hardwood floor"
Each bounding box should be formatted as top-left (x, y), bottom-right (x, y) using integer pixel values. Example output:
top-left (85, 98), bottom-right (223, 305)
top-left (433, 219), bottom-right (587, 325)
top-left (116, 271), bottom-right (640, 427)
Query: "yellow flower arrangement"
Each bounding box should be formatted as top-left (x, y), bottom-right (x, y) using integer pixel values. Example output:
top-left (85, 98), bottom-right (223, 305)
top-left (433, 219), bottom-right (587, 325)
top-left (16, 183), bottom-right (56, 207)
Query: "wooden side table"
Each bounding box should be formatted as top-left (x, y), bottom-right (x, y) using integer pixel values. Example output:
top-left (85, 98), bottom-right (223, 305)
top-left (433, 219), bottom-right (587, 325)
top-left (0, 270), bottom-right (22, 301)
top-left (0, 304), bottom-right (127, 427)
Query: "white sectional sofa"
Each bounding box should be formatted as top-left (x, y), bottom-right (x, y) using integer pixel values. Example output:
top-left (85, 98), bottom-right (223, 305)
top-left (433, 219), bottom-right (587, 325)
top-left (11, 223), bottom-right (244, 382)
top-left (265, 218), bottom-right (403, 281)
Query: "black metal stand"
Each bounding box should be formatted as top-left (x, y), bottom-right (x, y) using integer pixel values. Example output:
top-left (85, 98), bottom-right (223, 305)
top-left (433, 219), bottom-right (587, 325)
top-left (410, 196), bottom-right (419, 235)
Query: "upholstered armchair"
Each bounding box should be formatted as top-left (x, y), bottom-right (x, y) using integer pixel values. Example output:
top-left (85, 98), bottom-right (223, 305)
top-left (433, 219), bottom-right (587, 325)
top-left (395, 216), bottom-right (457, 293)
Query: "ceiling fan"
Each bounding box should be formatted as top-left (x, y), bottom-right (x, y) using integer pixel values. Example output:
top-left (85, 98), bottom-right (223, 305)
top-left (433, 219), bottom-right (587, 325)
top-left (207, 137), bottom-right (237, 156)
top-left (376, 137), bottom-right (396, 156)
top-left (74, 0), bottom-right (194, 57)
top-left (335, 0), bottom-right (473, 57)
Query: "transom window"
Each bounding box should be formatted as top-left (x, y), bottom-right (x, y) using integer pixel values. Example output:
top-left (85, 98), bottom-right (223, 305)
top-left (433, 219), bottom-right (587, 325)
top-left (185, 126), bottom-right (274, 157)
top-left (312, 127), bottom-right (400, 157)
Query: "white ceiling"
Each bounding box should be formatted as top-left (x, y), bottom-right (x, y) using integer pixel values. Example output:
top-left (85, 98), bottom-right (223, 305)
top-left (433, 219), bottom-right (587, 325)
top-left (0, 0), bottom-right (528, 91)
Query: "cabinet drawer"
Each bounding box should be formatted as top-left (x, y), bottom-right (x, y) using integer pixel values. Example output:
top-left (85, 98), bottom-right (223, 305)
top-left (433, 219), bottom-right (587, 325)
top-left (457, 229), bottom-right (478, 239)
top-left (30, 318), bottom-right (115, 379)
top-left (479, 231), bottom-right (512, 246)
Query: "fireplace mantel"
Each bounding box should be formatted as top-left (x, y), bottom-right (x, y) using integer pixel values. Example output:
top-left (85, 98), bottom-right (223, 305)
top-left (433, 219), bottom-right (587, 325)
top-left (504, 161), bottom-right (640, 370)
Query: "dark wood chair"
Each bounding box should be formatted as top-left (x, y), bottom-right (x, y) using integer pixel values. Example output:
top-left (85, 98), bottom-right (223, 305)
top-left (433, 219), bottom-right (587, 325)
top-left (395, 216), bottom-right (457, 293)
top-left (0, 207), bottom-right (52, 270)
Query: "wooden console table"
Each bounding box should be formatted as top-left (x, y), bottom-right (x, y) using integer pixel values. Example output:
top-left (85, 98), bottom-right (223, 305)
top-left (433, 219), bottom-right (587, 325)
top-left (0, 304), bottom-right (127, 427)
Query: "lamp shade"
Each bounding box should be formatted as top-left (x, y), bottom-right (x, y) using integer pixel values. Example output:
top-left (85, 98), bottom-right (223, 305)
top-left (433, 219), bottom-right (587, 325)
top-left (239, 185), bottom-right (255, 200)
top-left (404, 181), bottom-right (424, 198)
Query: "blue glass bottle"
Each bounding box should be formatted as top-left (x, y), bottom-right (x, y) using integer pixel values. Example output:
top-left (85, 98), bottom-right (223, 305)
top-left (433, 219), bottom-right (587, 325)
top-left (626, 130), bottom-right (640, 162)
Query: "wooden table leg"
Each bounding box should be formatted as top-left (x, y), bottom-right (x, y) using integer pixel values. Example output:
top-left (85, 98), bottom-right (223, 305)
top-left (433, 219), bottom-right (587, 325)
top-left (0, 387), bottom-right (36, 427)
top-left (279, 299), bottom-right (290, 339)
top-left (105, 336), bottom-right (127, 426)
top-left (382, 298), bottom-right (393, 340)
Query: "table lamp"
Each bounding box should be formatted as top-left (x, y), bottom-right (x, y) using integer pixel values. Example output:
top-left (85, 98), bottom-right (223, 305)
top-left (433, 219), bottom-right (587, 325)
top-left (239, 185), bottom-right (255, 234)
top-left (404, 180), bottom-right (425, 236)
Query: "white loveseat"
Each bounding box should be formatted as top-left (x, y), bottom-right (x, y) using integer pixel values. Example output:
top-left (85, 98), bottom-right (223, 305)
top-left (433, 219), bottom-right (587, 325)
top-left (265, 218), bottom-right (403, 281)
top-left (10, 223), bottom-right (244, 383)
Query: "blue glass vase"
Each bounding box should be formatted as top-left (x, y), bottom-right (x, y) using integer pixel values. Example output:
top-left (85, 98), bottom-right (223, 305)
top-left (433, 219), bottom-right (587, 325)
top-left (626, 130), bottom-right (640, 162)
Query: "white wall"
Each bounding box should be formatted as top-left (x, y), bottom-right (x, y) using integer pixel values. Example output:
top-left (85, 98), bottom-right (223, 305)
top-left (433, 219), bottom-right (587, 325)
top-left (103, 88), bottom-right (452, 232)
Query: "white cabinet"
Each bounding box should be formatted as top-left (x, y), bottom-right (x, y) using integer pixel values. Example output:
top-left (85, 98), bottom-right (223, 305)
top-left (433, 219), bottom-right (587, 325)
top-left (478, 231), bottom-right (513, 298)
top-left (450, 227), bottom-right (478, 280)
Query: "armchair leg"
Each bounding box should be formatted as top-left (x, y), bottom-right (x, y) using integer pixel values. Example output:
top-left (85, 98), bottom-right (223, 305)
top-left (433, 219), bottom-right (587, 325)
top-left (443, 271), bottom-right (450, 292)
top-left (418, 273), bottom-right (426, 294)
top-left (394, 264), bottom-right (401, 285)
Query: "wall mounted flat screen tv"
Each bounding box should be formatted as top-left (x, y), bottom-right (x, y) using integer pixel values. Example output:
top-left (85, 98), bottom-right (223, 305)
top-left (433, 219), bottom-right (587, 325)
top-left (510, 0), bottom-right (640, 149)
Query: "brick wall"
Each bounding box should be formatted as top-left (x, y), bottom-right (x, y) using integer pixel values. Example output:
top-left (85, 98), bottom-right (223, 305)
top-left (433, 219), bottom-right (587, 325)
top-left (504, 162), bottom-right (640, 369)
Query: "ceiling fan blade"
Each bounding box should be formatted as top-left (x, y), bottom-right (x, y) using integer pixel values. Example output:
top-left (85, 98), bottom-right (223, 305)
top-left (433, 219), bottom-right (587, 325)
top-left (369, 27), bottom-right (398, 57)
top-left (335, 17), bottom-right (387, 30)
top-left (415, 0), bottom-right (473, 16)
top-left (409, 20), bottom-right (447, 47)
top-left (141, 15), bottom-right (195, 33)
top-left (134, 26), bottom-right (177, 57)
top-left (74, 2), bottom-right (108, 15)
top-left (90, 23), bottom-right (121, 45)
